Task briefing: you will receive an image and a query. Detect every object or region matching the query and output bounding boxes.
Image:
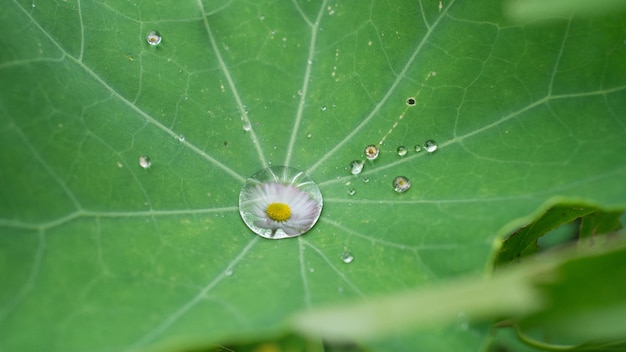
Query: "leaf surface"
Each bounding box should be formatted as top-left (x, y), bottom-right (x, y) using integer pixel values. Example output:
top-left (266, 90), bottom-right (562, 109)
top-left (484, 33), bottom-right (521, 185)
top-left (1, 0), bottom-right (625, 351)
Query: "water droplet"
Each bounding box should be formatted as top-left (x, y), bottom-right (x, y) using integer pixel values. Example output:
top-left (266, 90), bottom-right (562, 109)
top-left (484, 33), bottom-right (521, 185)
top-left (362, 176), bottom-right (370, 183)
top-left (243, 122), bottom-right (251, 131)
top-left (393, 176), bottom-right (411, 193)
top-left (406, 97), bottom-right (416, 106)
top-left (273, 144), bottom-right (278, 150)
top-left (309, 267), bottom-right (315, 273)
top-left (349, 160), bottom-right (364, 175)
top-left (307, 59), bottom-right (313, 65)
top-left (364, 145), bottom-right (379, 160)
top-left (397, 146), bottom-right (408, 156)
top-left (340, 251), bottom-right (354, 263)
top-left (146, 30), bottom-right (162, 46)
top-left (259, 15), bottom-right (265, 20)
top-left (225, 269), bottom-right (233, 276)
top-left (320, 105), bottom-right (327, 111)
top-left (348, 188), bottom-right (356, 196)
top-left (239, 166), bottom-right (323, 240)
top-left (177, 135), bottom-right (185, 142)
top-left (297, 89), bottom-right (303, 96)
top-left (414, 145), bottom-right (422, 152)
top-left (306, 132), bottom-right (312, 139)
top-left (139, 156), bottom-right (151, 169)
top-left (424, 139), bottom-right (438, 153)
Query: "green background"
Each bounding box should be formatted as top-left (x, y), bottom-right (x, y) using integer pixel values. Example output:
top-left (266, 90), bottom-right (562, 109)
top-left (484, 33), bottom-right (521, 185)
top-left (1, 0), bottom-right (625, 351)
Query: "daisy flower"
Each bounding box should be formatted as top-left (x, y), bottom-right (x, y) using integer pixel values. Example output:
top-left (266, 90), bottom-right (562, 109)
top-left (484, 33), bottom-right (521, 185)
top-left (239, 166), bottom-right (323, 239)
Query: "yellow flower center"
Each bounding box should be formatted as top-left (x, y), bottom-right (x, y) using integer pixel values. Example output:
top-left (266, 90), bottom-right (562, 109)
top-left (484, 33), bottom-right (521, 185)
top-left (266, 202), bottom-right (291, 222)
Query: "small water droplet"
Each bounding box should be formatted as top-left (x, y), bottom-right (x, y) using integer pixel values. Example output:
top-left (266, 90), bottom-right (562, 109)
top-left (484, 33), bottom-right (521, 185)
top-left (340, 251), bottom-right (354, 263)
top-left (309, 267), bottom-right (315, 273)
top-left (397, 146), bottom-right (408, 156)
top-left (406, 97), bottom-right (416, 106)
top-left (243, 122), bottom-right (251, 131)
top-left (414, 145), bottom-right (422, 152)
top-left (393, 176), bottom-right (411, 193)
top-left (225, 269), bottom-right (233, 276)
top-left (307, 59), bottom-right (313, 65)
top-left (349, 160), bottom-right (364, 175)
top-left (297, 89), bottom-right (303, 96)
top-left (273, 144), bottom-right (278, 150)
top-left (139, 156), bottom-right (151, 169)
top-left (364, 144), bottom-right (379, 160)
top-left (146, 30), bottom-right (162, 46)
top-left (177, 134), bottom-right (185, 142)
top-left (424, 139), bottom-right (438, 153)
top-left (348, 188), bottom-right (356, 196)
top-left (320, 105), bottom-right (327, 111)
top-left (259, 15), bottom-right (265, 20)
top-left (306, 132), bottom-right (312, 139)
top-left (362, 176), bottom-right (370, 183)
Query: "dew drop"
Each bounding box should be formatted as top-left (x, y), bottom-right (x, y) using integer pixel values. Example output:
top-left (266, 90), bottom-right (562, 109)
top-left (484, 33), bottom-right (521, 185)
top-left (297, 89), bottom-right (303, 96)
top-left (320, 105), bottom-right (327, 111)
top-left (340, 251), bottom-right (354, 264)
top-left (397, 146), bottom-right (408, 156)
top-left (349, 160), bottom-right (364, 175)
top-left (406, 97), bottom-right (416, 106)
top-left (243, 122), bottom-right (252, 132)
top-left (424, 139), bottom-right (438, 153)
top-left (364, 144), bottom-right (379, 160)
top-left (225, 269), bottom-right (233, 276)
top-left (146, 30), bottom-right (162, 46)
top-left (393, 176), bottom-right (411, 193)
top-left (177, 134), bottom-right (185, 142)
top-left (362, 176), bottom-right (370, 183)
top-left (139, 156), bottom-right (151, 169)
top-left (414, 145), bottom-right (422, 152)
top-left (238, 166), bottom-right (323, 240)
top-left (348, 188), bottom-right (356, 196)
top-left (306, 132), bottom-right (312, 139)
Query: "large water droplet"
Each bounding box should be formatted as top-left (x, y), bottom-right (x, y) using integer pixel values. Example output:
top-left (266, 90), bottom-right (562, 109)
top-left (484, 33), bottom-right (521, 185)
top-left (139, 156), bottom-right (151, 169)
top-left (397, 146), bottom-right (408, 156)
top-left (239, 166), bottom-right (323, 239)
top-left (393, 176), bottom-right (411, 193)
top-left (146, 30), bottom-right (162, 46)
top-left (424, 139), bottom-right (438, 153)
top-left (349, 160), bottom-right (364, 175)
top-left (340, 251), bottom-right (354, 263)
top-left (364, 144), bottom-right (379, 160)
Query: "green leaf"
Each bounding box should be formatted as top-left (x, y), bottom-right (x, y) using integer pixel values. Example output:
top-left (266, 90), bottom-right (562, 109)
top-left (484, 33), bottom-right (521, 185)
top-left (579, 209), bottom-right (623, 243)
top-left (494, 205), bottom-right (597, 266)
top-left (1, 0), bottom-right (625, 351)
top-left (292, 241), bottom-right (626, 346)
